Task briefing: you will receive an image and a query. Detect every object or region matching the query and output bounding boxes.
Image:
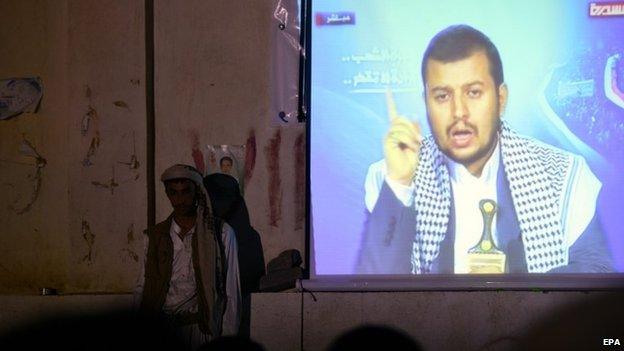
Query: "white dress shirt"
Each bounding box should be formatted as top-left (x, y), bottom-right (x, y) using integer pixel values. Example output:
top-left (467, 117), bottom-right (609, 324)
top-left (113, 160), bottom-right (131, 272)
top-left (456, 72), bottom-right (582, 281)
top-left (386, 141), bottom-right (501, 273)
top-left (220, 222), bottom-right (242, 336)
top-left (445, 142), bottom-right (500, 273)
top-left (162, 220), bottom-right (198, 313)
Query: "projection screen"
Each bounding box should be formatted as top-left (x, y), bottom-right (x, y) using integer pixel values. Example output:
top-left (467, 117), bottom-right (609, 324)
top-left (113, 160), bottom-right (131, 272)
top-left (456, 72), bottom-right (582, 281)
top-left (307, 0), bottom-right (624, 289)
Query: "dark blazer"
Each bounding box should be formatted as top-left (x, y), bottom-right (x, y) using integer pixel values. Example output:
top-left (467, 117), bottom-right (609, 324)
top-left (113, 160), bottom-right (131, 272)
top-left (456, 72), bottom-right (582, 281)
top-left (355, 163), bottom-right (613, 274)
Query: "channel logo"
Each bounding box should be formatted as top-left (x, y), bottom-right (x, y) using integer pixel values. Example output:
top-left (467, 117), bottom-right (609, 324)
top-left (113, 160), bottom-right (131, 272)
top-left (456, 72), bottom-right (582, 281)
top-left (315, 12), bottom-right (356, 26)
top-left (589, 2), bottom-right (624, 17)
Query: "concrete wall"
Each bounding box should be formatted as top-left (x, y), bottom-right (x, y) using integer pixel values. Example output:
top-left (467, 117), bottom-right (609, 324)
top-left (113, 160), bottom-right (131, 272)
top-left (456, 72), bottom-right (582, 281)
top-left (0, 0), bottom-right (304, 294)
top-left (154, 0), bottom-right (305, 265)
top-left (0, 0), bottom-right (146, 294)
top-left (251, 291), bottom-right (624, 351)
top-left (0, 0), bottom-right (71, 294)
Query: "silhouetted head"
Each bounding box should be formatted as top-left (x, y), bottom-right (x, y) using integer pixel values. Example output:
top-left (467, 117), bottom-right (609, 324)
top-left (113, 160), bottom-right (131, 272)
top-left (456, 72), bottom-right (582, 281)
top-left (327, 325), bottom-right (423, 351)
top-left (204, 173), bottom-right (242, 219)
top-left (199, 335), bottom-right (265, 351)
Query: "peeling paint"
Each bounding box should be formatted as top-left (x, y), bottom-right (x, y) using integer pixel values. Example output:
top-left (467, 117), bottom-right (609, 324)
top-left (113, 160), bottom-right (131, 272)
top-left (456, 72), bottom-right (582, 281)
top-left (126, 155), bottom-right (140, 170)
top-left (265, 129), bottom-right (282, 227)
top-left (122, 248), bottom-right (139, 262)
top-left (81, 86), bottom-right (101, 167)
top-left (244, 129), bottom-right (257, 187)
top-left (294, 132), bottom-right (305, 230)
top-left (81, 220), bottom-right (95, 264)
top-left (126, 223), bottom-right (134, 243)
top-left (82, 131), bottom-right (100, 167)
top-left (118, 131), bottom-right (140, 170)
top-left (113, 100), bottom-right (130, 110)
top-left (123, 224), bottom-right (138, 262)
top-left (82, 86), bottom-right (97, 136)
top-left (91, 166), bottom-right (119, 194)
top-left (9, 137), bottom-right (47, 215)
top-left (81, 106), bottom-right (97, 136)
top-left (93, 162), bottom-right (142, 192)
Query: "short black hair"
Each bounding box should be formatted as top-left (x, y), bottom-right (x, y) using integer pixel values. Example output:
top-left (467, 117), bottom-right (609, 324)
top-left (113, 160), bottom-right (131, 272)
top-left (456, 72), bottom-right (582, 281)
top-left (219, 156), bottom-right (233, 166)
top-left (421, 24), bottom-right (504, 88)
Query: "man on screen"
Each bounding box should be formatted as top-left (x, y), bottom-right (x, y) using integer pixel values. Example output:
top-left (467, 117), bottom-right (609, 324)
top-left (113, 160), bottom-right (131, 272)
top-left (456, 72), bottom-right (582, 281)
top-left (357, 24), bottom-right (614, 274)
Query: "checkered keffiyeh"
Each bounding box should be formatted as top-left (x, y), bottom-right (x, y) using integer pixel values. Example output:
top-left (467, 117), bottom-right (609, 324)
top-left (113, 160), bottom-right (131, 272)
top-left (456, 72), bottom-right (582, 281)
top-left (410, 122), bottom-right (572, 273)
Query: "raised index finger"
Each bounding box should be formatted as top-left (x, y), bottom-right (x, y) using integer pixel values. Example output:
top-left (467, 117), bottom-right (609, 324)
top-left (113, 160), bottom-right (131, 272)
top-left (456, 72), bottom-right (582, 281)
top-left (385, 88), bottom-right (399, 122)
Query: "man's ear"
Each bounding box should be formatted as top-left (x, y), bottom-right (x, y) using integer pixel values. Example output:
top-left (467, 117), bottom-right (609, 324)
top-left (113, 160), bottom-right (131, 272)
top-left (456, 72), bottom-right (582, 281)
top-left (498, 83), bottom-right (508, 116)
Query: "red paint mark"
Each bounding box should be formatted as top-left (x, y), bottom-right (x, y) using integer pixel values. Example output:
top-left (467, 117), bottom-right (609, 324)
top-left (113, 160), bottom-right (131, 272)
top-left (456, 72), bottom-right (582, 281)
top-left (244, 129), bottom-right (257, 187)
top-left (265, 129), bottom-right (282, 227)
top-left (190, 132), bottom-right (205, 174)
top-left (294, 133), bottom-right (305, 230)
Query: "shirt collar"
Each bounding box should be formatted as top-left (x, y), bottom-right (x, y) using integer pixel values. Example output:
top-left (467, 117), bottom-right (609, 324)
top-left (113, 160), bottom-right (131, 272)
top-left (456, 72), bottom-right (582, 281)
top-left (445, 136), bottom-right (500, 185)
top-left (171, 218), bottom-right (196, 241)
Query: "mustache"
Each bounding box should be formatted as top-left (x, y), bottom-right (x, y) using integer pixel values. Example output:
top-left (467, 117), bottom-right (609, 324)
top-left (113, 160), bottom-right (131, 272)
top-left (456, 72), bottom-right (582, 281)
top-left (447, 121), bottom-right (478, 135)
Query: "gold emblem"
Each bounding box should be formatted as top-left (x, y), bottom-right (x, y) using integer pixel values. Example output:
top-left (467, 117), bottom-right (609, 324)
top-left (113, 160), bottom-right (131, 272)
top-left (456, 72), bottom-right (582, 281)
top-left (480, 240), bottom-right (492, 251)
top-left (467, 199), bottom-right (506, 274)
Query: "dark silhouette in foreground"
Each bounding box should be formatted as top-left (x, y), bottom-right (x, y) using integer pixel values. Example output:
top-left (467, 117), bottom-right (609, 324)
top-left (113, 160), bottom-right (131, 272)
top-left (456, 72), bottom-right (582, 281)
top-left (327, 324), bottom-right (423, 351)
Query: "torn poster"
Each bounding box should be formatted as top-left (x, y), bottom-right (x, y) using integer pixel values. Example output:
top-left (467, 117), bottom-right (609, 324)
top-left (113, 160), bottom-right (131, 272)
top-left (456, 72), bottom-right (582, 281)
top-left (0, 78), bottom-right (43, 120)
